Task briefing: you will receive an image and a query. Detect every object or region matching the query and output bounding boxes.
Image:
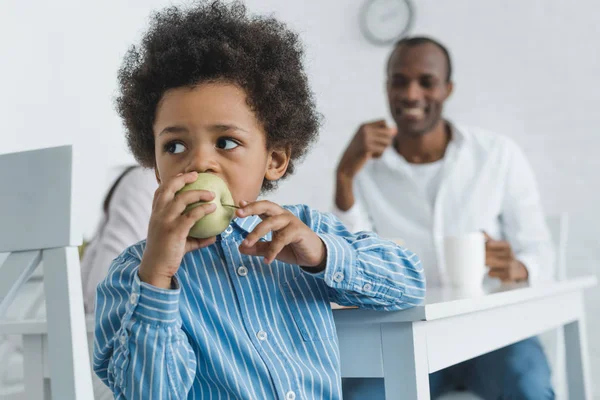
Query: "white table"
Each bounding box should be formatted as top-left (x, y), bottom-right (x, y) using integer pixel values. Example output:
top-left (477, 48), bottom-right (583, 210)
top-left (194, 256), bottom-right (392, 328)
top-left (334, 276), bottom-right (597, 399)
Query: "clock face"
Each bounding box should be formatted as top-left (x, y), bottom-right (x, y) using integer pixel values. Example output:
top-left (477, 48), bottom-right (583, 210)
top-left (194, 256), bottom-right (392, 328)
top-left (360, 0), bottom-right (414, 46)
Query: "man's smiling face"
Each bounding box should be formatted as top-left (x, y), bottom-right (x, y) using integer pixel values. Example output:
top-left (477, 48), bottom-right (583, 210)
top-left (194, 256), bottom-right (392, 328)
top-left (387, 42), bottom-right (453, 136)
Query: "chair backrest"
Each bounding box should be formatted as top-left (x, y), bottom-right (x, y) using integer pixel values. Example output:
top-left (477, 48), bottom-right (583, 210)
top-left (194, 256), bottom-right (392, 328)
top-left (0, 145), bottom-right (81, 253)
top-left (545, 213), bottom-right (569, 280)
top-left (0, 146), bottom-right (94, 399)
top-left (542, 214), bottom-right (569, 400)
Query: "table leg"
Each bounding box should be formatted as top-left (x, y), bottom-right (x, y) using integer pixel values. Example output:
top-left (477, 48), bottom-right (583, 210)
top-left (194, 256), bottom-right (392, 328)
top-left (381, 321), bottom-right (430, 399)
top-left (564, 317), bottom-right (592, 400)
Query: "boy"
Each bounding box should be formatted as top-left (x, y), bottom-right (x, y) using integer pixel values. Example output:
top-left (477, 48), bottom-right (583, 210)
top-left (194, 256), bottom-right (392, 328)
top-left (94, 1), bottom-right (425, 398)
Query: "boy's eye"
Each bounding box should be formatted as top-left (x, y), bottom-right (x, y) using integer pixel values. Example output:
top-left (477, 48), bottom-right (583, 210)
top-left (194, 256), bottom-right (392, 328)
top-left (165, 142), bottom-right (186, 154)
top-left (216, 138), bottom-right (239, 150)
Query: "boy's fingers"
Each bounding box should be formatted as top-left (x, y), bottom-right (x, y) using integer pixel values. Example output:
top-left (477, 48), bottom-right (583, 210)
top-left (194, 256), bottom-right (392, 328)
top-left (243, 215), bottom-right (290, 247)
top-left (167, 171), bottom-right (199, 194)
top-left (171, 190), bottom-right (215, 215)
top-left (154, 171), bottom-right (199, 209)
top-left (264, 229), bottom-right (296, 264)
top-left (179, 202), bottom-right (217, 229)
top-left (239, 241), bottom-right (270, 258)
top-left (237, 200), bottom-right (285, 219)
top-left (186, 236), bottom-right (217, 251)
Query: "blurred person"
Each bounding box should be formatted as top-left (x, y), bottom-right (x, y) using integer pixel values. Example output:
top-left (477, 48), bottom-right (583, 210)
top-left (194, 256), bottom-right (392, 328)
top-left (335, 37), bottom-right (555, 399)
top-left (80, 166), bottom-right (156, 312)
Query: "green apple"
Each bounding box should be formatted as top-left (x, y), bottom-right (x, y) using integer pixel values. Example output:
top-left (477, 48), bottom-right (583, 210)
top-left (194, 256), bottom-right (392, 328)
top-left (179, 173), bottom-right (236, 238)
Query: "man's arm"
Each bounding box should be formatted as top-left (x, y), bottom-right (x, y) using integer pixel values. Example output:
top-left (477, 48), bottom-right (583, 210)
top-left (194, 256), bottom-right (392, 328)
top-left (333, 120), bottom-right (396, 232)
top-left (499, 141), bottom-right (555, 284)
top-left (334, 172), bottom-right (356, 212)
top-left (332, 171), bottom-right (376, 233)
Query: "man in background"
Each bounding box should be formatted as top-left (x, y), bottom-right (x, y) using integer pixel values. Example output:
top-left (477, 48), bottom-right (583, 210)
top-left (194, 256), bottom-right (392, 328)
top-left (335, 37), bottom-right (555, 399)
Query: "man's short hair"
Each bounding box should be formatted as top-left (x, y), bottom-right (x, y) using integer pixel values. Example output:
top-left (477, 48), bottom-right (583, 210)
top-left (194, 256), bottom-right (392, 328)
top-left (393, 36), bottom-right (452, 82)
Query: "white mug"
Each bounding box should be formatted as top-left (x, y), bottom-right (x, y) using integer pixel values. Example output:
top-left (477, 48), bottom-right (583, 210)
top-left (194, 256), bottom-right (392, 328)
top-left (443, 232), bottom-right (486, 291)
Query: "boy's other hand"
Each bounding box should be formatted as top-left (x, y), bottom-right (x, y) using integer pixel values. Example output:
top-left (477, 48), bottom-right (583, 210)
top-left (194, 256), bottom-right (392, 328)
top-left (236, 201), bottom-right (326, 269)
top-left (139, 171), bottom-right (217, 289)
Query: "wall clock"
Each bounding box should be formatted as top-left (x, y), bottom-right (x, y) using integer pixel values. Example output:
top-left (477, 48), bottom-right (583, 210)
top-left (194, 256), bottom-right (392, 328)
top-left (360, 0), bottom-right (414, 46)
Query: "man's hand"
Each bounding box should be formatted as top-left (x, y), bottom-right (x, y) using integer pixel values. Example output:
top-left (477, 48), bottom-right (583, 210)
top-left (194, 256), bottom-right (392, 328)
top-left (236, 200), bottom-right (326, 269)
top-left (337, 120), bottom-right (397, 180)
top-left (483, 232), bottom-right (528, 282)
top-left (335, 120), bottom-right (397, 211)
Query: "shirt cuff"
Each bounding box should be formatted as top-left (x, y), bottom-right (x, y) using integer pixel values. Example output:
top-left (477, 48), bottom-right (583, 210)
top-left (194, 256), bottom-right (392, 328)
top-left (315, 232), bottom-right (356, 290)
top-left (130, 273), bottom-right (181, 325)
top-left (517, 254), bottom-right (544, 286)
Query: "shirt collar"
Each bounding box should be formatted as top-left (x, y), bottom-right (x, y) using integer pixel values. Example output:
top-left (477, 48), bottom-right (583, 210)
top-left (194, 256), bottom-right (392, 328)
top-left (232, 215), bottom-right (262, 234)
top-left (379, 120), bottom-right (466, 169)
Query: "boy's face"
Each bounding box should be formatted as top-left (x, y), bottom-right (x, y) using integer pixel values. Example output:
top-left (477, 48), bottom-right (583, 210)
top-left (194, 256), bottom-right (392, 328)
top-left (153, 82), bottom-right (289, 204)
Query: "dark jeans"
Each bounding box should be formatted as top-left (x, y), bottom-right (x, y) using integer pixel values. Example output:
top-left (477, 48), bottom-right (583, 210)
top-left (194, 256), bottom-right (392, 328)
top-left (342, 337), bottom-right (554, 399)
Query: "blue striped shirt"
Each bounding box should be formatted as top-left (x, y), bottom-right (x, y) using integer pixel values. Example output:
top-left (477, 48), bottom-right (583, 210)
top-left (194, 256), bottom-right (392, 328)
top-left (94, 205), bottom-right (425, 399)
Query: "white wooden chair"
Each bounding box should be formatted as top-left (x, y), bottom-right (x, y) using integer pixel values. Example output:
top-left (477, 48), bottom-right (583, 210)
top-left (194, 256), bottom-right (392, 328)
top-left (541, 213), bottom-right (569, 399)
top-left (0, 146), bottom-right (94, 400)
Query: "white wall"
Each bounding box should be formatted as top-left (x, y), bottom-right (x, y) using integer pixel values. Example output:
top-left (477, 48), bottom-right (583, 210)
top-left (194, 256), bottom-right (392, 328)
top-left (1, 0), bottom-right (599, 394)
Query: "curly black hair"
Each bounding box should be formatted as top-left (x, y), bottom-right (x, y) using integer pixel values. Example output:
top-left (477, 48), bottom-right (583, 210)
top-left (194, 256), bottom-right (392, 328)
top-left (116, 1), bottom-right (321, 192)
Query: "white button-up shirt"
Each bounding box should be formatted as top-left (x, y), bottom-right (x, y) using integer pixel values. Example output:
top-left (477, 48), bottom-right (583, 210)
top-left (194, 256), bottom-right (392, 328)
top-left (333, 123), bottom-right (555, 287)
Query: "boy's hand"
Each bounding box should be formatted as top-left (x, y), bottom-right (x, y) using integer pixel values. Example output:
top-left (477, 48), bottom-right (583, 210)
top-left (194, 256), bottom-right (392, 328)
top-left (236, 201), bottom-right (326, 269)
top-left (139, 171), bottom-right (217, 289)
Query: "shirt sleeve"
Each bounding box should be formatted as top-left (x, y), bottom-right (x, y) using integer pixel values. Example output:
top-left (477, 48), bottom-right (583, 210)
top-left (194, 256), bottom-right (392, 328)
top-left (81, 167), bottom-right (156, 313)
top-left (330, 171), bottom-right (375, 233)
top-left (290, 205), bottom-right (426, 311)
top-left (93, 248), bottom-right (197, 399)
top-left (501, 141), bottom-right (555, 285)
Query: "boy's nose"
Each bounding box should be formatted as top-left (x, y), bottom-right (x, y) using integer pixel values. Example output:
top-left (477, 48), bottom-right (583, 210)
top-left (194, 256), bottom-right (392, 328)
top-left (186, 146), bottom-right (218, 174)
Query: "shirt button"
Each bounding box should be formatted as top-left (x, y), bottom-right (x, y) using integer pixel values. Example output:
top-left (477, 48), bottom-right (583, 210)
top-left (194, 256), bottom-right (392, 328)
top-left (223, 226), bottom-right (233, 236)
top-left (256, 330), bottom-right (268, 341)
top-left (363, 283), bottom-right (373, 292)
top-left (237, 266), bottom-right (248, 277)
top-left (333, 272), bottom-right (344, 283)
top-left (120, 334), bottom-right (126, 345)
top-left (129, 293), bottom-right (138, 304)
top-left (286, 391), bottom-right (296, 400)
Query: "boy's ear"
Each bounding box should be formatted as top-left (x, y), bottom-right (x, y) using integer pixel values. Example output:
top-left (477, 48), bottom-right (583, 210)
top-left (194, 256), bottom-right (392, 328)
top-left (265, 146), bottom-right (291, 181)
